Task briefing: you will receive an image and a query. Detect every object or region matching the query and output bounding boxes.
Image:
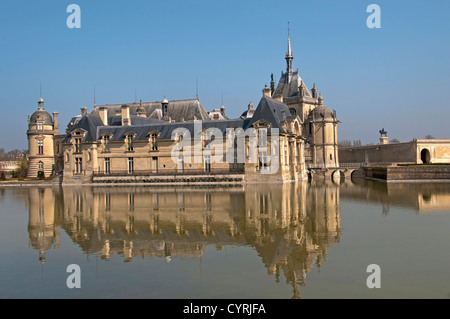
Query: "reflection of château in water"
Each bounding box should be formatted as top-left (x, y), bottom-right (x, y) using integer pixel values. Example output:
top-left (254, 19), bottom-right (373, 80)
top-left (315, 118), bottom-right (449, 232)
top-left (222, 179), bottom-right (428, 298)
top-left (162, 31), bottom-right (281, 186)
top-left (340, 179), bottom-right (450, 214)
top-left (26, 183), bottom-right (340, 298)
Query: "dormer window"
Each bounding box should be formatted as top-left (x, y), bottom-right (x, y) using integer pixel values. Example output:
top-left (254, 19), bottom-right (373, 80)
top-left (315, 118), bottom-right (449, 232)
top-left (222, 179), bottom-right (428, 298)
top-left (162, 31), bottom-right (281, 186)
top-left (150, 133), bottom-right (158, 151)
top-left (74, 137), bottom-right (82, 153)
top-left (258, 128), bottom-right (268, 147)
top-left (203, 129), bottom-right (212, 149)
top-left (103, 135), bottom-right (111, 152)
top-left (126, 134), bottom-right (134, 152)
top-left (37, 123), bottom-right (43, 130)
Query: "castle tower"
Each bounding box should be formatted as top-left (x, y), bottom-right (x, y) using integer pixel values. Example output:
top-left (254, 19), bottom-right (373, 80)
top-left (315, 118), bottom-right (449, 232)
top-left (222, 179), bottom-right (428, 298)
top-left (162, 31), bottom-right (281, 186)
top-left (305, 94), bottom-right (339, 167)
top-left (27, 97), bottom-right (57, 178)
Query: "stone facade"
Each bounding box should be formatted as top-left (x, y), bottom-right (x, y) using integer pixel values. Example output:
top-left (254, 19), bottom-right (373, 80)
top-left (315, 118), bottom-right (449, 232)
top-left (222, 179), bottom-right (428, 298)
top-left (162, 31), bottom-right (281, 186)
top-left (26, 98), bottom-right (64, 178)
top-left (27, 33), bottom-right (340, 184)
top-left (339, 139), bottom-right (450, 166)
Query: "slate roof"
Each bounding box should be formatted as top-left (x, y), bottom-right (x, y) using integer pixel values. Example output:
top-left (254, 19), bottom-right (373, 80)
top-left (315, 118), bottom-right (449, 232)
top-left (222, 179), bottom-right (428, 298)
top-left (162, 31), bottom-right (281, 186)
top-left (30, 110), bottom-right (53, 125)
top-left (90, 99), bottom-right (209, 122)
top-left (61, 96), bottom-right (296, 144)
top-left (245, 96), bottom-right (296, 133)
top-left (98, 119), bottom-right (247, 141)
top-left (273, 70), bottom-right (311, 98)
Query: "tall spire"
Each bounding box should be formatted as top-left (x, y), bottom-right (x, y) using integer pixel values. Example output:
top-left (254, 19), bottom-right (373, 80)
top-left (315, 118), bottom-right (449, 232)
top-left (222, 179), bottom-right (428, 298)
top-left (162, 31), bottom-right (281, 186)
top-left (285, 22), bottom-right (294, 83)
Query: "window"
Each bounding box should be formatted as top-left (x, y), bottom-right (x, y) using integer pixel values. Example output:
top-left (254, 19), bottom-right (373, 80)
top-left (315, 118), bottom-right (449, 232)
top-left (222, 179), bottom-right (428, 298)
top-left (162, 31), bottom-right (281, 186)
top-left (75, 158), bottom-right (83, 174)
top-left (128, 157), bottom-right (134, 174)
top-left (37, 123), bottom-right (43, 130)
top-left (204, 155), bottom-right (211, 173)
top-left (258, 128), bottom-right (267, 147)
top-left (37, 140), bottom-right (44, 155)
top-left (74, 137), bottom-right (82, 153)
top-left (126, 135), bottom-right (134, 152)
top-left (104, 158), bottom-right (110, 174)
top-left (38, 161), bottom-right (44, 171)
top-left (203, 130), bottom-right (211, 149)
top-left (259, 151), bottom-right (268, 169)
top-left (177, 156), bottom-right (184, 173)
top-left (151, 157), bottom-right (158, 173)
top-left (150, 133), bottom-right (158, 151)
top-left (103, 135), bottom-right (110, 152)
top-left (289, 108), bottom-right (296, 116)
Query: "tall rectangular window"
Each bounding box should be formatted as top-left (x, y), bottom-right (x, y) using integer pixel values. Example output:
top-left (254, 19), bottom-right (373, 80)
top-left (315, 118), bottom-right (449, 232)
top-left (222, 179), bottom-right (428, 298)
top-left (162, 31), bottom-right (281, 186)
top-left (103, 135), bottom-right (110, 152)
top-left (74, 137), bottom-right (81, 153)
top-left (104, 157), bottom-right (110, 174)
top-left (128, 157), bottom-right (134, 174)
top-left (152, 157), bottom-right (158, 173)
top-left (37, 123), bottom-right (43, 130)
top-left (75, 158), bottom-right (83, 174)
top-left (259, 151), bottom-right (268, 169)
top-left (178, 156), bottom-right (184, 173)
top-left (204, 155), bottom-right (211, 173)
top-left (127, 135), bottom-right (134, 152)
top-left (37, 140), bottom-right (44, 155)
top-left (150, 134), bottom-right (158, 151)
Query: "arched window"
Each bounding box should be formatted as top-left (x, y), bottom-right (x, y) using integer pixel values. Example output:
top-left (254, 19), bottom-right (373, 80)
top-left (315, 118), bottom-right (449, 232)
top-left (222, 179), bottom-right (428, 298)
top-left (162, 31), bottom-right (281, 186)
top-left (38, 161), bottom-right (44, 171)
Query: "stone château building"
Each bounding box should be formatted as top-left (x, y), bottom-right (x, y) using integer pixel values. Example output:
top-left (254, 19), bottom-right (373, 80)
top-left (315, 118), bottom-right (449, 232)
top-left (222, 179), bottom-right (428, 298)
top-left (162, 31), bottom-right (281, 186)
top-left (26, 34), bottom-right (340, 183)
top-left (26, 97), bottom-right (64, 178)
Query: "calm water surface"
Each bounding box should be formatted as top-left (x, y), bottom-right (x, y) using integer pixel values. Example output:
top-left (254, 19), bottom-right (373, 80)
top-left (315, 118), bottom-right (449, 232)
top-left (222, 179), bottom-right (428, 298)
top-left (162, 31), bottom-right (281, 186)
top-left (1, 180), bottom-right (450, 299)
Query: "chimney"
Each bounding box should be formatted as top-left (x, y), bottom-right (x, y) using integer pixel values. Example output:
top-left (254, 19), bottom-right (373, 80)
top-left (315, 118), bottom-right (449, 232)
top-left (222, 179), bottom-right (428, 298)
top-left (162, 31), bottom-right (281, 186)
top-left (312, 83), bottom-right (318, 99)
top-left (274, 94), bottom-right (283, 103)
top-left (270, 73), bottom-right (275, 95)
top-left (53, 112), bottom-right (59, 133)
top-left (99, 107), bottom-right (108, 126)
top-left (81, 107), bottom-right (87, 117)
top-left (137, 99), bottom-right (146, 118)
top-left (262, 85), bottom-right (271, 97)
top-left (121, 104), bottom-right (130, 126)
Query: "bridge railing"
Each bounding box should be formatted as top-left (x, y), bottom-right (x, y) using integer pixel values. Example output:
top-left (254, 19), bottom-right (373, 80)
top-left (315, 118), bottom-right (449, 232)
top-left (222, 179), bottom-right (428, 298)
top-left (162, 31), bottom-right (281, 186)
top-left (306, 162), bottom-right (365, 169)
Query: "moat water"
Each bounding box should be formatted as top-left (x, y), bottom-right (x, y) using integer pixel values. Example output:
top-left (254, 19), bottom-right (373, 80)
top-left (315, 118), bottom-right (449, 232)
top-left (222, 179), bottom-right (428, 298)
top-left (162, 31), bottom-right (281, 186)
top-left (1, 179), bottom-right (450, 299)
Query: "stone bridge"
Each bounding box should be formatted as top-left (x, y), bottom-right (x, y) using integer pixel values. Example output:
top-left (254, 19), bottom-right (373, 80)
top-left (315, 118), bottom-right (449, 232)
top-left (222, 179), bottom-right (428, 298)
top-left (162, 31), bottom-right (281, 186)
top-left (307, 163), bottom-right (364, 181)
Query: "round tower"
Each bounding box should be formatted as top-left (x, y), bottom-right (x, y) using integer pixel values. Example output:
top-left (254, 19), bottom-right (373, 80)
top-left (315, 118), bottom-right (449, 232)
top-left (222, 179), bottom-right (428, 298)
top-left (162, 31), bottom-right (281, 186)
top-left (306, 93), bottom-right (339, 167)
top-left (27, 97), bottom-right (56, 178)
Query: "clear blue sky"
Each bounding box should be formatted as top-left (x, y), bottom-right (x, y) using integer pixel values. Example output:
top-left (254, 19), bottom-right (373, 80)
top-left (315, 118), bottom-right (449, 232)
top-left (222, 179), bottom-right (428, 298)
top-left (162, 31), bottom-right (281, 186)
top-left (0, 0), bottom-right (449, 150)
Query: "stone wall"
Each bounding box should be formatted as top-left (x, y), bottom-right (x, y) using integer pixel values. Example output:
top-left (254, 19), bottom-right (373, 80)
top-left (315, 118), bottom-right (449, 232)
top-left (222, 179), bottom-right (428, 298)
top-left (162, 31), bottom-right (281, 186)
top-left (364, 165), bottom-right (450, 182)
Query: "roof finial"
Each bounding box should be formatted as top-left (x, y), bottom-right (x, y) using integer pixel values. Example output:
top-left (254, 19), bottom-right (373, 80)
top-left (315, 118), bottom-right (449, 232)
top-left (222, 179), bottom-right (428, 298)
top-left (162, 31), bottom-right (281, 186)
top-left (196, 76), bottom-right (199, 101)
top-left (286, 21), bottom-right (293, 83)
